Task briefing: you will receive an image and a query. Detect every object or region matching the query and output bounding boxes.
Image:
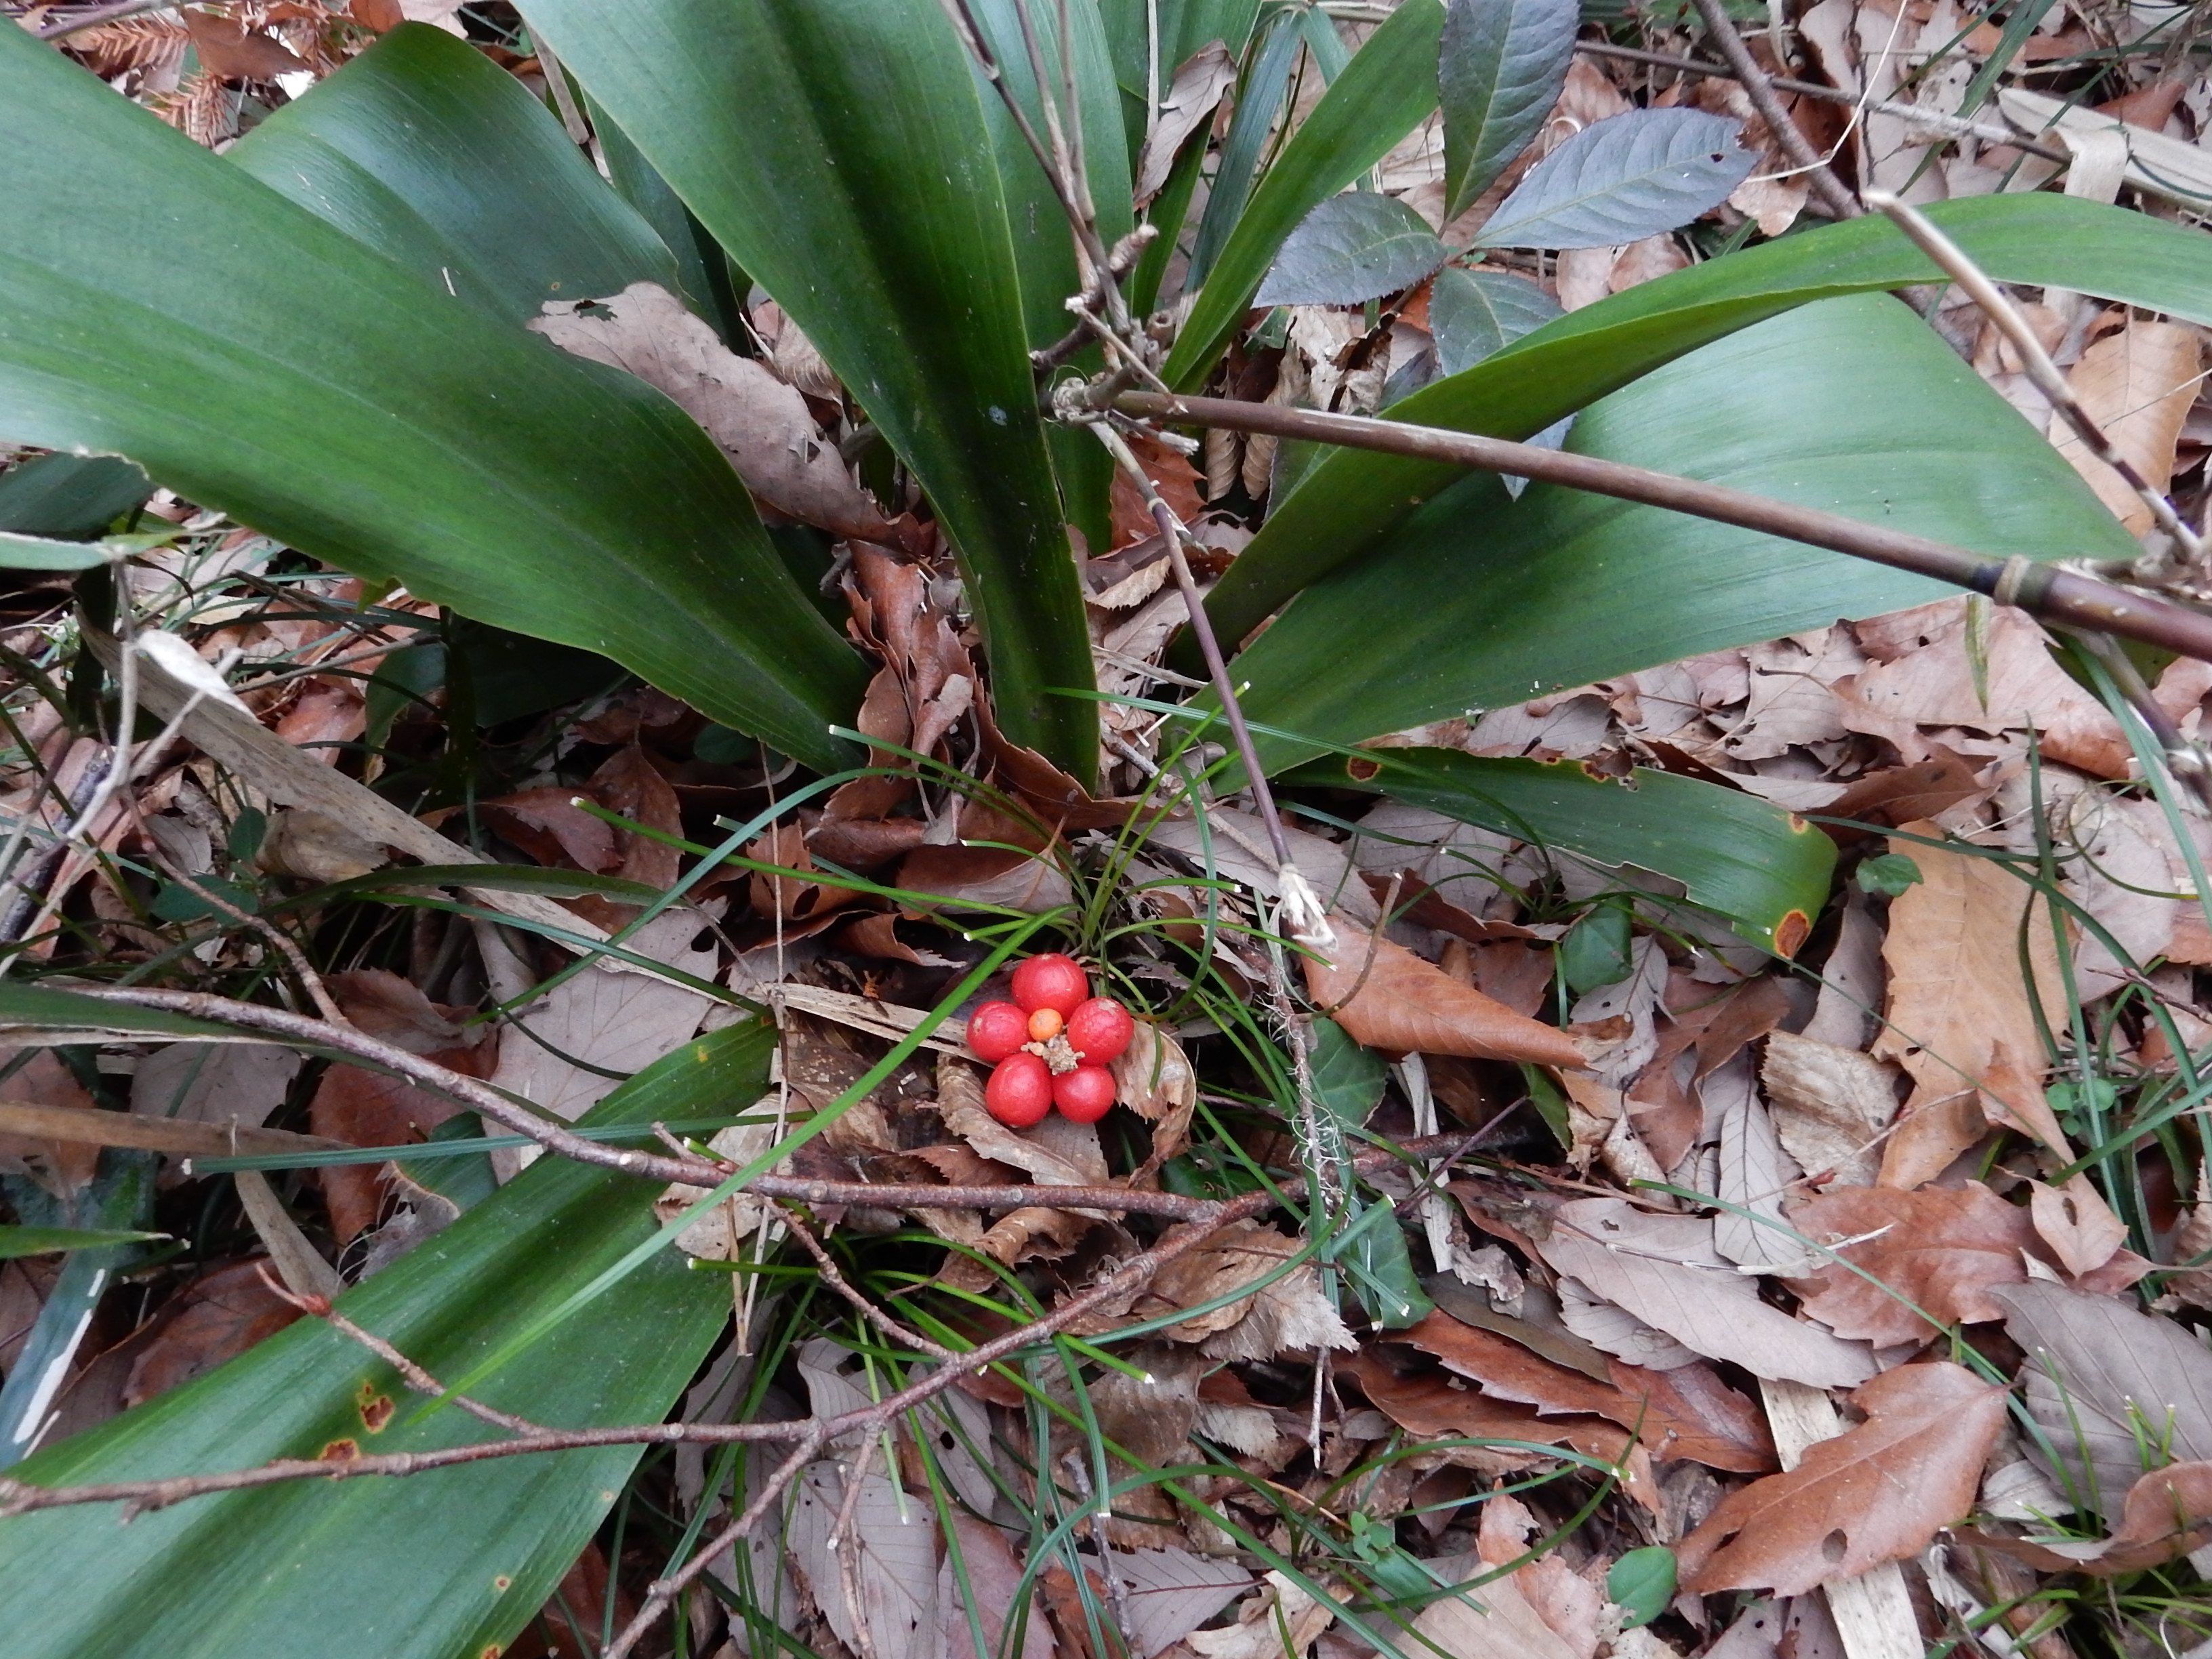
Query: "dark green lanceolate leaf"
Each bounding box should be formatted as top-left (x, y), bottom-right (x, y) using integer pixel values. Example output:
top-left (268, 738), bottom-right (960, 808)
top-left (0, 26), bottom-right (864, 774)
top-left (1234, 298), bottom-right (2139, 811)
top-left (1473, 108), bottom-right (1755, 249)
top-left (0, 453), bottom-right (150, 540)
top-left (230, 24), bottom-right (678, 326)
top-left (1185, 7), bottom-right (1307, 289)
top-left (963, 0), bottom-right (1133, 559)
top-left (586, 93), bottom-right (750, 342)
top-left (0, 1023), bottom-right (770, 1659)
top-left (1427, 265), bottom-right (1563, 375)
top-left (524, 0), bottom-right (1097, 776)
top-left (1296, 746), bottom-right (1834, 955)
top-left (1164, 0), bottom-right (1445, 389)
top-left (1256, 192), bottom-right (1449, 307)
top-left (0, 1226), bottom-right (164, 1260)
top-left (1202, 193), bottom-right (2212, 651)
top-left (1439, 0), bottom-right (1580, 220)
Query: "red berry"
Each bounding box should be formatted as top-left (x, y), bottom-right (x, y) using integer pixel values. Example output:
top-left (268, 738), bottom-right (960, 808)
top-left (1053, 1064), bottom-right (1116, 1124)
top-left (1010, 953), bottom-right (1088, 1017)
top-left (967, 1000), bottom-right (1029, 1063)
top-left (1065, 997), bottom-right (1134, 1064)
top-left (985, 1053), bottom-right (1053, 1127)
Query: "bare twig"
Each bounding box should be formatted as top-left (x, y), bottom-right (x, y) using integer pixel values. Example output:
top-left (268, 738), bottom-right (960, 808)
top-left (1574, 41), bottom-right (2070, 162)
top-left (1106, 389), bottom-right (2212, 665)
top-left (774, 1203), bottom-right (956, 1359)
top-left (1689, 0), bottom-right (1862, 220)
top-left (1084, 419), bottom-right (1336, 948)
top-left (140, 834), bottom-right (353, 1028)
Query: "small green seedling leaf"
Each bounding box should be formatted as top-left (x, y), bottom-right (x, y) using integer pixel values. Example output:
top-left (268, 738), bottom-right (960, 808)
top-left (225, 806), bottom-right (268, 863)
top-left (1856, 853), bottom-right (1923, 898)
top-left (1607, 1545), bottom-right (1676, 1627)
top-left (1560, 899), bottom-right (1633, 995)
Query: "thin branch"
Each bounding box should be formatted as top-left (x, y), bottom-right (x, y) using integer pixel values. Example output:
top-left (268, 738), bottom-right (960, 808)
top-left (1105, 389), bottom-right (2212, 665)
top-left (1687, 0), bottom-right (1861, 220)
top-left (773, 1202), bottom-right (956, 1359)
top-left (1085, 419), bottom-right (1337, 947)
top-left (1574, 41), bottom-right (2071, 162)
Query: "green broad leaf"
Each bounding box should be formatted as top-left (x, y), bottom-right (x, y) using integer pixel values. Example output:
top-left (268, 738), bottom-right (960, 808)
top-left (1290, 746), bottom-right (1835, 956)
top-left (525, 0), bottom-right (1098, 777)
top-left (0, 24), bottom-right (865, 775)
top-left (1309, 1017), bottom-right (1387, 1131)
top-left (0, 453), bottom-right (150, 540)
top-left (1439, 0), bottom-right (1580, 220)
top-left (586, 91), bottom-right (750, 342)
top-left (1163, 0), bottom-right (1445, 390)
top-left (1856, 852), bottom-right (1925, 898)
top-left (0, 983), bottom-right (243, 1042)
top-left (0, 530), bottom-right (122, 571)
top-left (229, 24), bottom-right (680, 326)
top-left (1184, 8), bottom-right (1305, 290)
top-left (0, 1021), bottom-right (770, 1659)
top-left (1336, 1195), bottom-right (1434, 1330)
top-left (1256, 192), bottom-right (1449, 307)
top-left (1607, 1545), bottom-right (1677, 1628)
top-left (0, 1225), bottom-right (165, 1260)
top-left (1472, 108), bottom-right (1755, 249)
top-left (1560, 899), bottom-right (1633, 995)
top-left (1202, 193), bottom-right (2212, 653)
top-left (1427, 265), bottom-right (1563, 375)
top-left (1237, 298), bottom-right (2137, 840)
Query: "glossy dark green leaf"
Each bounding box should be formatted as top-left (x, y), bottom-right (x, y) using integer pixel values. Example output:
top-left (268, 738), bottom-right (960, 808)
top-left (1439, 0), bottom-right (1579, 219)
top-left (1256, 192), bottom-right (1449, 306)
top-left (1309, 1016), bottom-right (1387, 1131)
top-left (0, 1022), bottom-right (769, 1659)
top-left (1185, 7), bottom-right (1306, 289)
top-left (586, 91), bottom-right (749, 341)
top-left (524, 0), bottom-right (1097, 775)
top-left (1427, 265), bottom-right (1563, 375)
top-left (1473, 108), bottom-right (1754, 249)
top-left (1293, 745), bottom-right (1835, 954)
top-left (1163, 0), bottom-right (1444, 389)
top-left (1204, 193), bottom-right (2212, 651)
top-left (1235, 300), bottom-right (2139, 832)
top-left (0, 453), bottom-right (150, 539)
top-left (0, 25), bottom-right (865, 774)
top-left (229, 24), bottom-right (678, 326)
top-left (0, 1225), bottom-right (164, 1259)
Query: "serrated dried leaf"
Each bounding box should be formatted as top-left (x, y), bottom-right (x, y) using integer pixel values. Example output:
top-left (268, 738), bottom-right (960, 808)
top-left (1303, 912), bottom-right (1585, 1068)
top-left (1679, 1362), bottom-right (2007, 1594)
top-left (1534, 1198), bottom-right (1875, 1389)
top-left (1760, 1030), bottom-right (1898, 1189)
top-left (1116, 1547), bottom-right (1255, 1658)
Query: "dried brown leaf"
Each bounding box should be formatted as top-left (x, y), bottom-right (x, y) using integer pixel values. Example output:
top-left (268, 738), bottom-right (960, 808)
top-left (529, 283), bottom-right (909, 545)
top-left (122, 1259), bottom-right (303, 1408)
top-left (1303, 912), bottom-right (1584, 1068)
top-left (1760, 1030), bottom-right (1898, 1189)
top-left (182, 10), bottom-right (309, 79)
top-left (1680, 1361), bottom-right (2007, 1594)
top-left (1134, 41), bottom-right (1236, 202)
top-left (1873, 822), bottom-right (2073, 1185)
top-left (1960, 1460), bottom-right (2212, 1575)
top-left (1532, 1198), bottom-right (1875, 1389)
top-left (2054, 320), bottom-right (2204, 535)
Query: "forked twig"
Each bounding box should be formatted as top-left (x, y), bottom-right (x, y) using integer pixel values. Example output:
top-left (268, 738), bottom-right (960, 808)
top-left (1689, 0), bottom-right (1861, 221)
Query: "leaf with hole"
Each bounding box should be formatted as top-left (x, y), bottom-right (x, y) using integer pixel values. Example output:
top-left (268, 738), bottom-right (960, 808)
top-left (1473, 108), bottom-right (1753, 249)
top-left (1439, 0), bottom-right (1580, 219)
top-left (1256, 192), bottom-right (1449, 307)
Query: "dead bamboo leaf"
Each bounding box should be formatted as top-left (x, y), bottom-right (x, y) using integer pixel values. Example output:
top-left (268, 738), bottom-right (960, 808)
top-left (1679, 1362), bottom-right (2007, 1593)
top-left (1303, 912), bottom-right (1585, 1068)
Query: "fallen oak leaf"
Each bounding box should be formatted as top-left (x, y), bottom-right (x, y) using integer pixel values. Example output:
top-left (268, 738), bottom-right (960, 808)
top-left (1301, 911), bottom-right (1585, 1069)
top-left (1679, 1361), bottom-right (2007, 1594)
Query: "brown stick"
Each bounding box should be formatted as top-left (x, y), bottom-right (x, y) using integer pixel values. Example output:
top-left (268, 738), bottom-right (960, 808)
top-left (1107, 390), bottom-right (2212, 664)
top-left (1687, 0), bottom-right (1862, 221)
top-left (0, 1099), bottom-right (350, 1162)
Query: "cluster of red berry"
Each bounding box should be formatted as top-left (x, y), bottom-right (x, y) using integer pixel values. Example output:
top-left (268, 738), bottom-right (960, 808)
top-left (968, 954), bottom-right (1133, 1128)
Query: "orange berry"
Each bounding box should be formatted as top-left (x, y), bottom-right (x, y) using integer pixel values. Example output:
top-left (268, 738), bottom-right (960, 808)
top-left (1027, 1006), bottom-right (1064, 1042)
